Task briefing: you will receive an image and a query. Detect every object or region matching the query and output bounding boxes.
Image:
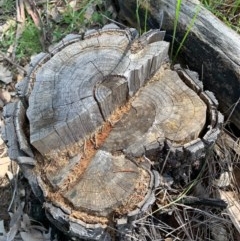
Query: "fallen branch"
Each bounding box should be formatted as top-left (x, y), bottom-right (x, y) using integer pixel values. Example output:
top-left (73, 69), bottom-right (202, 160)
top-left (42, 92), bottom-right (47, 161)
top-left (0, 51), bottom-right (27, 74)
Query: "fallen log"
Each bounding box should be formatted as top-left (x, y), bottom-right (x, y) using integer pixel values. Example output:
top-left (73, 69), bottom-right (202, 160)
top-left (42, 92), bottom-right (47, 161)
top-left (3, 24), bottom-right (222, 240)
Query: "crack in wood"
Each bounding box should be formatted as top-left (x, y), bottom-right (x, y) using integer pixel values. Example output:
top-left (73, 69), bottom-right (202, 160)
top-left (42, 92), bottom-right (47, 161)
top-left (2, 24), bottom-right (223, 240)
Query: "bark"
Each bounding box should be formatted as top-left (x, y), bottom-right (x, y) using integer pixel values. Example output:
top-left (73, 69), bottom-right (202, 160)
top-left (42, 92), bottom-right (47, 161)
top-left (3, 24), bottom-right (222, 240)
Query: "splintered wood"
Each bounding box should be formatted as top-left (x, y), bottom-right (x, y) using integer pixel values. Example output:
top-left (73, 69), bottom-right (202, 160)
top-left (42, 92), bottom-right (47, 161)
top-left (37, 66), bottom-right (206, 219)
top-left (3, 24), bottom-right (221, 240)
top-left (27, 29), bottom-right (169, 154)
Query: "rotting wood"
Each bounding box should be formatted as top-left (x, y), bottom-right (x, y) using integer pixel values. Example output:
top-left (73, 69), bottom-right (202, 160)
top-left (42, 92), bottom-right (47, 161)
top-left (2, 24), bottom-right (223, 240)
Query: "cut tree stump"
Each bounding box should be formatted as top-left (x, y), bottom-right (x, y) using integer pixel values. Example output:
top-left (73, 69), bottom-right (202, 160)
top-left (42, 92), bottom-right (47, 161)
top-left (2, 24), bottom-right (223, 240)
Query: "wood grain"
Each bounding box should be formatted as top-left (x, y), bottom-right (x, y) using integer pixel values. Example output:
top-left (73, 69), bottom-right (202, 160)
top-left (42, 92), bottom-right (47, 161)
top-left (27, 28), bottom-right (169, 154)
top-left (2, 24), bottom-right (223, 240)
top-left (102, 69), bottom-right (207, 157)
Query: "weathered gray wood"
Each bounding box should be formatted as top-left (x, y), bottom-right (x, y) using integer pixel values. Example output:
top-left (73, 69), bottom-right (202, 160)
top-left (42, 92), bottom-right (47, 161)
top-left (20, 164), bottom-right (44, 202)
top-left (95, 76), bottom-right (129, 120)
top-left (48, 154), bottom-right (81, 190)
top-left (13, 26), bottom-right (170, 240)
top-left (26, 27), bottom-right (169, 154)
top-left (102, 69), bottom-right (207, 157)
top-left (63, 151), bottom-right (142, 215)
top-left (15, 101), bottom-right (34, 157)
top-left (153, 0), bottom-right (240, 129)
top-left (44, 202), bottom-right (111, 241)
top-left (3, 25), bottom-right (223, 240)
top-left (16, 156), bottom-right (36, 165)
top-left (117, 0), bottom-right (240, 130)
top-left (174, 64), bottom-right (203, 94)
top-left (2, 102), bottom-right (24, 159)
top-left (2, 101), bottom-right (34, 159)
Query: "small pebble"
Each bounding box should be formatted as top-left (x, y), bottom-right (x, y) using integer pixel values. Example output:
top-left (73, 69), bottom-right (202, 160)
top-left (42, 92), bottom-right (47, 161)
top-left (0, 90), bottom-right (11, 103)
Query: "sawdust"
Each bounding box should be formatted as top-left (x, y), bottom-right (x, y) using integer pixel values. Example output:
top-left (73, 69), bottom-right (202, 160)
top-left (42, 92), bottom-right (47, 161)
top-left (130, 39), bottom-right (145, 53)
top-left (38, 99), bottom-right (133, 192)
top-left (33, 96), bottom-right (153, 225)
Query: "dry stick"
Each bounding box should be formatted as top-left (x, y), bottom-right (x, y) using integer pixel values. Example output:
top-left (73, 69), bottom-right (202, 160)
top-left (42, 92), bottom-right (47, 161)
top-left (172, 209), bottom-right (193, 240)
top-left (24, 0), bottom-right (41, 28)
top-left (24, 0), bottom-right (46, 51)
top-left (12, 0), bottom-right (26, 60)
top-left (160, 144), bottom-right (171, 175)
top-left (224, 96), bottom-right (240, 126)
top-left (16, 0), bottom-right (25, 31)
top-left (0, 149), bottom-right (7, 158)
top-left (101, 13), bottom-right (129, 28)
top-left (8, 164), bottom-right (20, 212)
top-left (0, 51), bottom-right (27, 74)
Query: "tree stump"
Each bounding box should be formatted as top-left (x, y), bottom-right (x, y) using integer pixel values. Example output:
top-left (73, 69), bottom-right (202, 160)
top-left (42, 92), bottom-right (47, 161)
top-left (3, 24), bottom-right (223, 240)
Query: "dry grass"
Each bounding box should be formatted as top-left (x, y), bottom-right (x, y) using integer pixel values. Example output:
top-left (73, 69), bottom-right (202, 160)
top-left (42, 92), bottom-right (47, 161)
top-left (201, 0), bottom-right (240, 33)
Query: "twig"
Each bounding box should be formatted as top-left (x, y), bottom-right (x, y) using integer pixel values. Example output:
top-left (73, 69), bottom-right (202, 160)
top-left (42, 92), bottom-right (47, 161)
top-left (0, 51), bottom-right (27, 74)
top-left (24, 0), bottom-right (41, 29)
top-left (101, 13), bottom-right (128, 28)
top-left (24, 0), bottom-right (46, 51)
top-left (8, 164), bottom-right (20, 211)
top-left (0, 148), bottom-right (7, 158)
top-left (12, 0), bottom-right (26, 60)
top-left (160, 145), bottom-right (171, 175)
top-left (224, 96), bottom-right (240, 126)
top-left (16, 0), bottom-right (25, 35)
top-left (176, 195), bottom-right (227, 208)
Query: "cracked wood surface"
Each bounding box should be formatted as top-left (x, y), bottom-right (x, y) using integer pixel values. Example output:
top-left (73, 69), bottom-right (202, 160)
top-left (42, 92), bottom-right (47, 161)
top-left (3, 24), bottom-right (220, 240)
top-left (19, 26), bottom-right (171, 220)
top-left (27, 27), bottom-right (169, 154)
top-left (38, 65), bottom-right (206, 217)
top-left (102, 69), bottom-right (206, 157)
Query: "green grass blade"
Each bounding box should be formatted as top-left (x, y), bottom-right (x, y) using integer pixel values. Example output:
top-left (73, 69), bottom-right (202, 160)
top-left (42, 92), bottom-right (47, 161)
top-left (144, 4), bottom-right (148, 33)
top-left (232, 0), bottom-right (240, 15)
top-left (136, 0), bottom-right (141, 35)
top-left (170, 0), bottom-right (182, 59)
top-left (173, 5), bottom-right (201, 62)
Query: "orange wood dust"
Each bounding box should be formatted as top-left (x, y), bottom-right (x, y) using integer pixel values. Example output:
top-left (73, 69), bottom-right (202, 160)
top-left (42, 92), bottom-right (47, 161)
top-left (45, 101), bottom-right (133, 192)
top-left (37, 96), bottom-right (135, 222)
top-left (46, 189), bottom-right (109, 225)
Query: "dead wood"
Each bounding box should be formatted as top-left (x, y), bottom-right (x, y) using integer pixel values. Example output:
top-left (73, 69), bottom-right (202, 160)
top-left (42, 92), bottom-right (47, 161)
top-left (117, 0), bottom-right (240, 130)
top-left (12, 0), bottom-right (26, 60)
top-left (2, 24), bottom-right (223, 240)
